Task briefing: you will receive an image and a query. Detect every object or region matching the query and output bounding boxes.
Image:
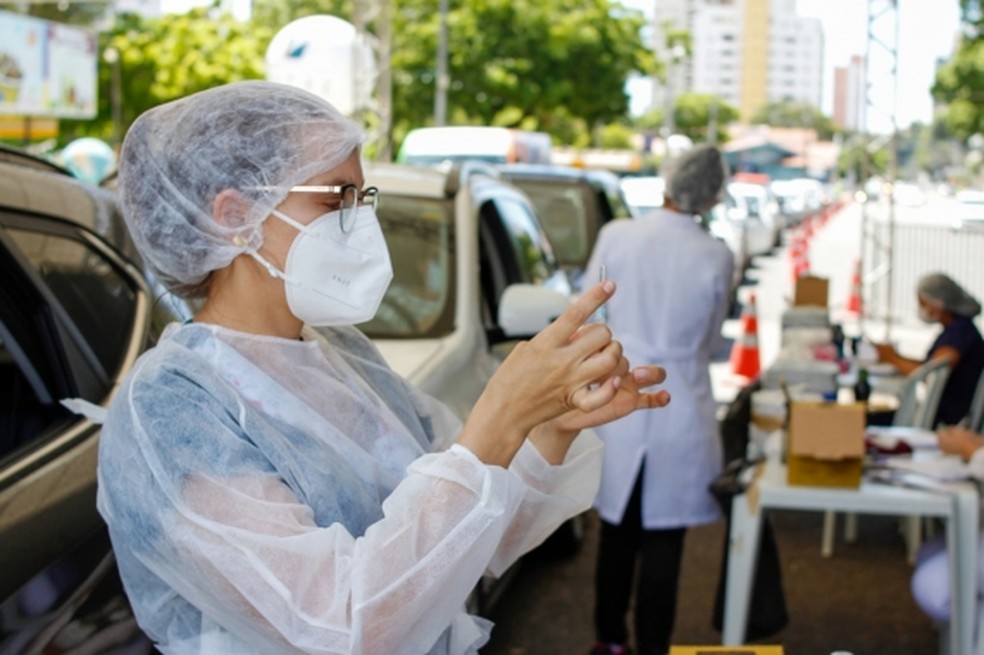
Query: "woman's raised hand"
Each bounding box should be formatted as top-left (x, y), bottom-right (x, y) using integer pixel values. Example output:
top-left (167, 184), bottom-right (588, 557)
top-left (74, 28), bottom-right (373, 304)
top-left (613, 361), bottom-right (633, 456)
top-left (459, 281), bottom-right (664, 466)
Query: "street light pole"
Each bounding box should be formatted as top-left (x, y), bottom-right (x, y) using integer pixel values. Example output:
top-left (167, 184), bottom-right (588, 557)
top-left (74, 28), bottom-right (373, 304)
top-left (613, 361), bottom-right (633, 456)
top-left (103, 46), bottom-right (122, 148)
top-left (434, 0), bottom-right (449, 126)
top-left (661, 44), bottom-right (686, 141)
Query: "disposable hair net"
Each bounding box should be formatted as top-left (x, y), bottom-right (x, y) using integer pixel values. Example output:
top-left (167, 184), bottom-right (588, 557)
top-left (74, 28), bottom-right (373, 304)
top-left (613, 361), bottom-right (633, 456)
top-left (117, 80), bottom-right (364, 298)
top-left (661, 145), bottom-right (728, 214)
top-left (918, 272), bottom-right (982, 317)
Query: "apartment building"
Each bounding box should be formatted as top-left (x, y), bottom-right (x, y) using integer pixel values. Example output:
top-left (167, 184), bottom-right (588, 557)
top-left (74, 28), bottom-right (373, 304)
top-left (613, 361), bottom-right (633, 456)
top-left (653, 0), bottom-right (824, 123)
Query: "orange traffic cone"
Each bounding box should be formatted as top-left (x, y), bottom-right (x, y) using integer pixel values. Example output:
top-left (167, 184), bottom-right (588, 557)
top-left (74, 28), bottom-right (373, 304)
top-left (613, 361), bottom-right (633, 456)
top-left (731, 293), bottom-right (761, 380)
top-left (789, 231), bottom-right (810, 284)
top-left (845, 259), bottom-right (862, 314)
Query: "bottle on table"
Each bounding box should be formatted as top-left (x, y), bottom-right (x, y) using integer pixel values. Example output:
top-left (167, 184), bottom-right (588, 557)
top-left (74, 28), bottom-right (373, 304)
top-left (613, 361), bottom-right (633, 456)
top-left (854, 367), bottom-right (872, 404)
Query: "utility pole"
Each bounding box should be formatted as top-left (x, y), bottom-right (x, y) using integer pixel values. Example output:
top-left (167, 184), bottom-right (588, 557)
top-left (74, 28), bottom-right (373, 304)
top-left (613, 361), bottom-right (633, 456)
top-left (434, 0), bottom-right (449, 126)
top-left (858, 0), bottom-right (899, 338)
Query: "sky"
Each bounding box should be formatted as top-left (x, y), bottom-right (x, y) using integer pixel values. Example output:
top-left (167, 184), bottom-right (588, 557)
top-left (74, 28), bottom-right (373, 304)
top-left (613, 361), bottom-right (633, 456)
top-left (625, 0), bottom-right (963, 132)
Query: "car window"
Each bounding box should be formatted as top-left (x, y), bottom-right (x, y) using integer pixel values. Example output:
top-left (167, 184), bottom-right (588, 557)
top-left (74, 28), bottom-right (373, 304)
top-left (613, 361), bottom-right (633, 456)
top-left (359, 195), bottom-right (456, 340)
top-left (491, 196), bottom-right (557, 285)
top-left (506, 179), bottom-right (590, 265)
top-left (7, 228), bottom-right (137, 378)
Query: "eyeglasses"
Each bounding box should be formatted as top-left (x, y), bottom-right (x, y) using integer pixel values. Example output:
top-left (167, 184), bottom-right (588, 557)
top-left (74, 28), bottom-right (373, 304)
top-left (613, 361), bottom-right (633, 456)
top-left (286, 184), bottom-right (380, 233)
top-left (249, 184), bottom-right (380, 233)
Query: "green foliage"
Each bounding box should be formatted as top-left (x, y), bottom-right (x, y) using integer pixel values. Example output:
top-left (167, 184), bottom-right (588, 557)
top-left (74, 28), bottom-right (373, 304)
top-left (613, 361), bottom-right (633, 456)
top-left (596, 122), bottom-right (635, 149)
top-left (59, 8), bottom-right (272, 147)
top-left (673, 93), bottom-right (738, 144)
top-left (837, 139), bottom-right (890, 183)
top-left (932, 39), bottom-right (984, 140)
top-left (389, 0), bottom-right (651, 147)
top-left (634, 93), bottom-right (738, 145)
top-left (250, 0), bottom-right (350, 31)
top-left (55, 0), bottom-right (651, 155)
top-left (750, 100), bottom-right (835, 140)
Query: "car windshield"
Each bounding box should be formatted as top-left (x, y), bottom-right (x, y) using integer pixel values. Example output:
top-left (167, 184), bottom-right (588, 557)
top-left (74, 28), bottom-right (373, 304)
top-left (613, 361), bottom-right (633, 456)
top-left (506, 179), bottom-right (590, 264)
top-left (358, 194), bottom-right (455, 340)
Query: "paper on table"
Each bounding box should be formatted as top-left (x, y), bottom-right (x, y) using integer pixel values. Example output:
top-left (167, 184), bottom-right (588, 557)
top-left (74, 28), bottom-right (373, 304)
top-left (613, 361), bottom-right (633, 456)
top-left (866, 426), bottom-right (940, 450)
top-left (882, 454), bottom-right (971, 482)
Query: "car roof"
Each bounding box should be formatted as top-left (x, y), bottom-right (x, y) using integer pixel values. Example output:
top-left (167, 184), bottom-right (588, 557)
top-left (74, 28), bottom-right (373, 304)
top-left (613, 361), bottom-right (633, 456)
top-left (0, 146), bottom-right (136, 257)
top-left (498, 163), bottom-right (592, 181)
top-left (365, 160), bottom-right (512, 199)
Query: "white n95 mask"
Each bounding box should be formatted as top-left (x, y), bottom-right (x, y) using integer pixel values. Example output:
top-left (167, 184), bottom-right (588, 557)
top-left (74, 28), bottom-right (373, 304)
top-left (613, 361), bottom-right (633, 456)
top-left (249, 205), bottom-right (393, 326)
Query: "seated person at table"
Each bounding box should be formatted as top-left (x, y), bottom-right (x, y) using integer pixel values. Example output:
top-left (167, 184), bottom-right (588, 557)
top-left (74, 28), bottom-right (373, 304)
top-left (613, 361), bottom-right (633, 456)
top-left (873, 273), bottom-right (984, 427)
top-left (911, 425), bottom-right (984, 624)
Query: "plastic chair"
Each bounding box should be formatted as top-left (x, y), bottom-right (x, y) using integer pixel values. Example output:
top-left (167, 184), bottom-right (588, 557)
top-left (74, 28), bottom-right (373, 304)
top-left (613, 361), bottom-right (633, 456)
top-left (821, 358), bottom-right (952, 561)
top-left (966, 367), bottom-right (984, 433)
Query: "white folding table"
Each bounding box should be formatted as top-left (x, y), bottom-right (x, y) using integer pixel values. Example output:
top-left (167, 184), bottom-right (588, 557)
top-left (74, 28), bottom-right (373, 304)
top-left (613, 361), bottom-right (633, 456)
top-left (723, 458), bottom-right (980, 655)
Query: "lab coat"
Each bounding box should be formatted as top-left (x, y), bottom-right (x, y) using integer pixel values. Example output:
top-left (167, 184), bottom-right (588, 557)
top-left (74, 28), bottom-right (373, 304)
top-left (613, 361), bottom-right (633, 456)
top-left (586, 208), bottom-right (734, 529)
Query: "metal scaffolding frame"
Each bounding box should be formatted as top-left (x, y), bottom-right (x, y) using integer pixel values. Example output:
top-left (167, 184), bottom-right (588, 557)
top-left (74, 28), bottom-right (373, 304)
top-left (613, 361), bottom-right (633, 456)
top-left (858, 0), bottom-right (900, 338)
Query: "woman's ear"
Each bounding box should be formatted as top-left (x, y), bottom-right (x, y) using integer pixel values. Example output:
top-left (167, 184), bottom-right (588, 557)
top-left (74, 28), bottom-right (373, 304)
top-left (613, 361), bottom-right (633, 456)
top-left (212, 189), bottom-right (252, 230)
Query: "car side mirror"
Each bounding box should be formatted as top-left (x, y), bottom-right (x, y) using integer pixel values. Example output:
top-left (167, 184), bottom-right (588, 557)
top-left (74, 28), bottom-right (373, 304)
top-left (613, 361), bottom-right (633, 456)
top-left (496, 283), bottom-right (572, 341)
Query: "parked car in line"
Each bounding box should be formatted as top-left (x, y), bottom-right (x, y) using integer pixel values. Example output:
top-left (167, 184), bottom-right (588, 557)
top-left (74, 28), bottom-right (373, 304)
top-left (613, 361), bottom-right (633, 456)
top-left (397, 126), bottom-right (553, 166)
top-left (0, 145), bottom-right (189, 653)
top-left (770, 179), bottom-right (809, 227)
top-left (727, 181), bottom-right (778, 258)
top-left (618, 175), bottom-right (665, 217)
top-left (350, 161), bottom-right (585, 614)
top-left (497, 163), bottom-right (634, 292)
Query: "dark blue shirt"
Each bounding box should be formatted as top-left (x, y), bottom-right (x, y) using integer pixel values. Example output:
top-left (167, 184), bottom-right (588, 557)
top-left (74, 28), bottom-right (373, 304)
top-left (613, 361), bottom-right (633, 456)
top-left (928, 316), bottom-right (984, 426)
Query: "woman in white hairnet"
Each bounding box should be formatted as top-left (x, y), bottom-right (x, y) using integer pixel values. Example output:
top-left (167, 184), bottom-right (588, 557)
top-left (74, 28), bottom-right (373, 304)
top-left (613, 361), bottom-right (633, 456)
top-left (97, 80), bottom-right (672, 655)
top-left (873, 272), bottom-right (984, 427)
top-left (584, 145), bottom-right (734, 655)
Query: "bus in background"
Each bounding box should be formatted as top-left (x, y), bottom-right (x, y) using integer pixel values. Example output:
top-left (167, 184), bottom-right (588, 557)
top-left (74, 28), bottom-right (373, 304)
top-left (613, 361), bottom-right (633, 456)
top-left (397, 126), bottom-right (552, 166)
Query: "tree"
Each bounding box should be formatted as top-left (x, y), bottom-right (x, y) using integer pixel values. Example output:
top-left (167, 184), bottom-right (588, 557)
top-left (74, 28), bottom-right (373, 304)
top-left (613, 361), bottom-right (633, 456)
top-left (930, 1), bottom-right (983, 140)
top-left (635, 93), bottom-right (738, 145)
top-left (837, 138), bottom-right (890, 184)
top-left (750, 100), bottom-right (836, 140)
top-left (60, 8), bottom-right (272, 146)
top-left (388, 0), bottom-right (651, 146)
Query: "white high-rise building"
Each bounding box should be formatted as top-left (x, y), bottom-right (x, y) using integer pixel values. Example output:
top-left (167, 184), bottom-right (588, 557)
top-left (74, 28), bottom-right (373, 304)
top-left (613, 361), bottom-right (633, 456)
top-left (651, 0), bottom-right (824, 123)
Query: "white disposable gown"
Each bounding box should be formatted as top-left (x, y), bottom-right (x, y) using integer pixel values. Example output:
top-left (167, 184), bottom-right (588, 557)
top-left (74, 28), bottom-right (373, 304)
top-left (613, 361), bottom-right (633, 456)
top-left (586, 209), bottom-right (733, 529)
top-left (97, 322), bottom-right (601, 654)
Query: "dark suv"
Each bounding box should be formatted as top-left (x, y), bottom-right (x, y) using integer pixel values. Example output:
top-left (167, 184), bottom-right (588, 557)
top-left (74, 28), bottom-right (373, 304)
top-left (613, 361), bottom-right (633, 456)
top-left (0, 145), bottom-right (187, 653)
top-left (498, 163), bottom-right (635, 291)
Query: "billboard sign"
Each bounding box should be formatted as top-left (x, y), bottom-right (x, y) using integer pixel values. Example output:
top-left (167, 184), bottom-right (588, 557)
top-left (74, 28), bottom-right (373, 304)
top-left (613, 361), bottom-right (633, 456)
top-left (0, 10), bottom-right (97, 118)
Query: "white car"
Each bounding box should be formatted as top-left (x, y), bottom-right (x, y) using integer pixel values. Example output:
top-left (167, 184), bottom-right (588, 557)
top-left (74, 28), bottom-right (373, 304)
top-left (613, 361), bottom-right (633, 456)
top-left (344, 161), bottom-right (585, 612)
top-left (619, 175), bottom-right (665, 217)
top-left (727, 181), bottom-right (779, 257)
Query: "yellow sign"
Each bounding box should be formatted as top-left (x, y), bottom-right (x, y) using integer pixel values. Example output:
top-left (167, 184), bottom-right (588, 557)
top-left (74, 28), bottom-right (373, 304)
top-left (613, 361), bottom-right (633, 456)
top-left (0, 114), bottom-right (57, 139)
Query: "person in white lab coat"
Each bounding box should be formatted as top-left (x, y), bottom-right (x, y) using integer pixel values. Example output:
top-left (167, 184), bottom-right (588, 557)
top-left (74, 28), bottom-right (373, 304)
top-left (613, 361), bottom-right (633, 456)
top-left (585, 145), bottom-right (735, 655)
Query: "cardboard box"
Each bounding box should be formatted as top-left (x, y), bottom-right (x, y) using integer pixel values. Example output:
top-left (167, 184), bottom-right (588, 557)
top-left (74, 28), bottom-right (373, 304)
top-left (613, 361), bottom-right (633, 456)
top-left (787, 401), bottom-right (866, 487)
top-left (669, 647), bottom-right (784, 655)
top-left (794, 275), bottom-right (829, 308)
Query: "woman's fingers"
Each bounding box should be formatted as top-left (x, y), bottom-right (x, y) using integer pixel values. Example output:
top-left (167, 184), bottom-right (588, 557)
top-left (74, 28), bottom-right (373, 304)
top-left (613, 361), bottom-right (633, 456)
top-left (631, 365), bottom-right (667, 387)
top-left (569, 375), bottom-right (621, 413)
top-left (536, 280), bottom-right (615, 347)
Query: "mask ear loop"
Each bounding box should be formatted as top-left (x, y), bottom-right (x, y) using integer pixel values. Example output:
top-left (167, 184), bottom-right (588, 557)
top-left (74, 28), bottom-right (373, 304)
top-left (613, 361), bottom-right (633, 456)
top-left (233, 233), bottom-right (286, 281)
